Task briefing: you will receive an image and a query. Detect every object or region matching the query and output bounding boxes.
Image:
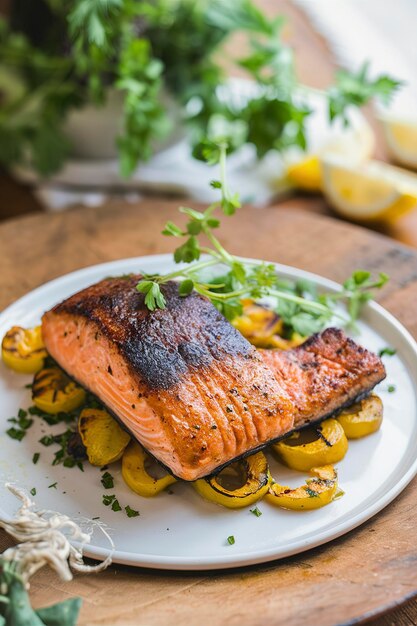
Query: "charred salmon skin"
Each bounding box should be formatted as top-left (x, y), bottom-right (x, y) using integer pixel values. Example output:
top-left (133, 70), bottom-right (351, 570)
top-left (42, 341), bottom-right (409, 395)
top-left (42, 276), bottom-right (385, 480)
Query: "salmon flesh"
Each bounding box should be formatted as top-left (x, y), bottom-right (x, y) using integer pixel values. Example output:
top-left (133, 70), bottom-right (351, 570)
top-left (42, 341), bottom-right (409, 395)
top-left (42, 276), bottom-right (386, 480)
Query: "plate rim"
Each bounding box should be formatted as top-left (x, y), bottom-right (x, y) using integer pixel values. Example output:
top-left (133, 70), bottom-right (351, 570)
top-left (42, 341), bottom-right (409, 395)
top-left (1, 254), bottom-right (417, 571)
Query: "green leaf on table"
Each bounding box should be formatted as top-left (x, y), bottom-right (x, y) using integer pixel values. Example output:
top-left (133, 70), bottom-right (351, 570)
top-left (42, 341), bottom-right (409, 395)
top-left (35, 598), bottom-right (82, 626)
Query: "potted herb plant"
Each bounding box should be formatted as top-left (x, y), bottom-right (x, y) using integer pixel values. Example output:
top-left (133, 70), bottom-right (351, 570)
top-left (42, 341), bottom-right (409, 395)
top-left (0, 0), bottom-right (400, 179)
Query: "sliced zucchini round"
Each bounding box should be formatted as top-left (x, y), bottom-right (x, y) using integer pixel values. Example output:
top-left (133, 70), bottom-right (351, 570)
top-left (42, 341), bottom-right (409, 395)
top-left (273, 418), bottom-right (348, 471)
top-left (266, 465), bottom-right (340, 510)
top-left (338, 395), bottom-right (383, 439)
top-left (122, 440), bottom-right (176, 497)
top-left (32, 366), bottom-right (86, 414)
top-left (193, 451), bottom-right (271, 509)
top-left (2, 325), bottom-right (47, 374)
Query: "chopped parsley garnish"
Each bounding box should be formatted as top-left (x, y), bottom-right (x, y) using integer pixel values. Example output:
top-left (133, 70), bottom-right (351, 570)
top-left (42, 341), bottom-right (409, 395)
top-left (6, 409), bottom-right (33, 439)
top-left (32, 452), bottom-right (40, 465)
top-left (250, 507), bottom-right (262, 517)
top-left (50, 429), bottom-right (84, 470)
top-left (19, 416), bottom-right (33, 430)
top-left (6, 427), bottom-right (26, 441)
top-left (48, 482), bottom-right (58, 489)
top-left (30, 488), bottom-right (36, 496)
top-left (306, 487), bottom-right (319, 498)
top-left (39, 435), bottom-right (54, 447)
top-left (8, 413), bottom-right (33, 430)
top-left (102, 493), bottom-right (122, 509)
top-left (125, 505), bottom-right (140, 518)
top-left (227, 535), bottom-right (235, 545)
top-left (92, 516), bottom-right (100, 520)
top-left (379, 347), bottom-right (397, 357)
top-left (388, 384), bottom-right (396, 393)
top-left (101, 472), bottom-right (114, 489)
top-left (28, 405), bottom-right (42, 415)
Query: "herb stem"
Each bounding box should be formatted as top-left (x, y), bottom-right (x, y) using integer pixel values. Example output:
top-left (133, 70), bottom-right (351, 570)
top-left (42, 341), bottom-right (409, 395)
top-left (204, 228), bottom-right (234, 264)
top-left (207, 286), bottom-right (345, 320)
top-left (157, 258), bottom-right (219, 283)
top-left (268, 289), bottom-right (345, 320)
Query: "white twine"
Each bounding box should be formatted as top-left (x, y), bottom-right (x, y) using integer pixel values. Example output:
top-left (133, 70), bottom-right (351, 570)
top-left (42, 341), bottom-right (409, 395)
top-left (0, 484), bottom-right (114, 587)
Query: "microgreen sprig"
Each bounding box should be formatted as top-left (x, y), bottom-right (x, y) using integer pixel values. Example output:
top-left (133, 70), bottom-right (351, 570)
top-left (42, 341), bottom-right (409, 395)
top-left (136, 142), bottom-right (387, 333)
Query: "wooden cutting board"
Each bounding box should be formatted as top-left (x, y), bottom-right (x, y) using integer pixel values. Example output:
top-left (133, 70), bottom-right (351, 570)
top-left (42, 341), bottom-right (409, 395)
top-left (1, 200), bottom-right (417, 626)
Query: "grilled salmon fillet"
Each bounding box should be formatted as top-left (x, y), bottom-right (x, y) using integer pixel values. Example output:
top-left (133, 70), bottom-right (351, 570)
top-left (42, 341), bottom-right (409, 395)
top-left (42, 276), bottom-right (385, 480)
top-left (260, 328), bottom-right (385, 428)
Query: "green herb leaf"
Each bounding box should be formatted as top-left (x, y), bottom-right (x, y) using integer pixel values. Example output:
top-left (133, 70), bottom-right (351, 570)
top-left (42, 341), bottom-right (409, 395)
top-left (32, 452), bottom-right (40, 465)
top-left (178, 279), bottom-right (194, 296)
top-left (6, 427), bottom-right (26, 441)
top-left (125, 505), bottom-right (140, 518)
top-left (227, 535), bottom-right (235, 545)
top-left (102, 494), bottom-right (116, 506)
top-left (388, 384), bottom-right (396, 393)
top-left (101, 471), bottom-right (114, 489)
top-left (162, 222), bottom-right (184, 237)
top-left (48, 482), bottom-right (58, 489)
top-left (136, 280), bottom-right (166, 311)
top-left (111, 498), bottom-right (122, 512)
top-left (39, 435), bottom-right (54, 447)
top-left (173, 237), bottom-right (201, 264)
top-left (30, 487), bottom-right (36, 496)
top-left (328, 63), bottom-right (402, 124)
top-left (250, 507), bottom-right (262, 517)
top-left (379, 347), bottom-right (397, 357)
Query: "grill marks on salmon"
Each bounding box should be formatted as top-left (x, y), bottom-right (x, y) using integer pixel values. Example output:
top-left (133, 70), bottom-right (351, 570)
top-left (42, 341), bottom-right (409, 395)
top-left (42, 277), bottom-right (295, 480)
top-left (41, 276), bottom-right (386, 481)
top-left (260, 328), bottom-right (386, 428)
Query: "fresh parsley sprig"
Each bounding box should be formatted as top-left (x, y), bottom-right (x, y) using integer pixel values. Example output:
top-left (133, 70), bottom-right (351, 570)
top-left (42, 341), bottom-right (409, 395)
top-left (327, 62), bottom-right (403, 125)
top-left (136, 142), bottom-right (388, 332)
top-left (325, 270), bottom-right (389, 327)
top-left (136, 141), bottom-right (336, 323)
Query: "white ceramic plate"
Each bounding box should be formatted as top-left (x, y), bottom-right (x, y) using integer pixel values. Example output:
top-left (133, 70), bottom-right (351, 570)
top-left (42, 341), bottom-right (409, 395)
top-left (1, 256), bottom-right (417, 571)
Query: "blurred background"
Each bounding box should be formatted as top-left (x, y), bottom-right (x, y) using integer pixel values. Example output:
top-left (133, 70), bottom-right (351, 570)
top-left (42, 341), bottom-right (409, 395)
top-left (1, 0), bottom-right (417, 245)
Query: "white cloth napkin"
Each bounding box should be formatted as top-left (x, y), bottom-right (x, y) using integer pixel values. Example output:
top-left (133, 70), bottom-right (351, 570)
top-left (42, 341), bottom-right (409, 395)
top-left (294, 0), bottom-right (417, 113)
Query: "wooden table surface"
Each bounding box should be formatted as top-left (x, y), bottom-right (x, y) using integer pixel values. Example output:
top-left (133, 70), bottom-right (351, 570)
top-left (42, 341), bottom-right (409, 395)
top-left (1, 200), bottom-right (417, 626)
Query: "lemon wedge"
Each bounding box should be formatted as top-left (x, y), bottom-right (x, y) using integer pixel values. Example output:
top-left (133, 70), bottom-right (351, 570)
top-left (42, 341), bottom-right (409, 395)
top-left (321, 157), bottom-right (417, 222)
top-left (380, 116), bottom-right (417, 170)
top-left (285, 93), bottom-right (374, 192)
top-left (286, 156), bottom-right (322, 192)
